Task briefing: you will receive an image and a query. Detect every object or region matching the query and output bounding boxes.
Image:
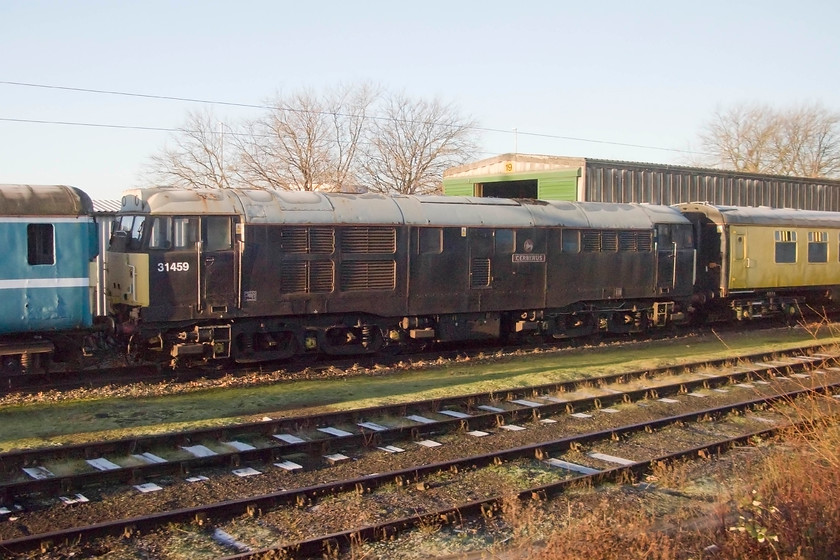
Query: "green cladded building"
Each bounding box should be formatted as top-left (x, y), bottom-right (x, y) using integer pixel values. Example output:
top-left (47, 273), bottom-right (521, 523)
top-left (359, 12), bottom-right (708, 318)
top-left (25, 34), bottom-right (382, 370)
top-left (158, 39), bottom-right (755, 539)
top-left (442, 153), bottom-right (840, 211)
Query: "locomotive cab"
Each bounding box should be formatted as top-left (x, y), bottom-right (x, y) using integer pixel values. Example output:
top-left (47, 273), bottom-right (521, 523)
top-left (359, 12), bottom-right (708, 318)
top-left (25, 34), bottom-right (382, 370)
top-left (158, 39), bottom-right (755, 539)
top-left (107, 189), bottom-right (244, 364)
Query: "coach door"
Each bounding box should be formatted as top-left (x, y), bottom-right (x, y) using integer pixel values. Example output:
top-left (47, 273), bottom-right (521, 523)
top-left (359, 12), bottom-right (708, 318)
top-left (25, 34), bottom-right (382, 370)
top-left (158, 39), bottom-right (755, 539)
top-left (728, 230), bottom-right (750, 290)
top-left (200, 216), bottom-right (239, 313)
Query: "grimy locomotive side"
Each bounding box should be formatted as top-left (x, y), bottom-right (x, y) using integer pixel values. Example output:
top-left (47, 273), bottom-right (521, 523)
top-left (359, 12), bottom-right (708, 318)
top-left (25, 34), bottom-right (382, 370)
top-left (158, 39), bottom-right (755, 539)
top-left (105, 187), bottom-right (840, 368)
top-left (107, 188), bottom-right (697, 366)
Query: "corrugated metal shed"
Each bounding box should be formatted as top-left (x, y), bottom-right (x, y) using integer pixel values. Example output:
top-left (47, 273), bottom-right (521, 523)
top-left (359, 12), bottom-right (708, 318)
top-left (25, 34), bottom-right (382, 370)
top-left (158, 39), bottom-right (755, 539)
top-left (443, 154), bottom-right (840, 211)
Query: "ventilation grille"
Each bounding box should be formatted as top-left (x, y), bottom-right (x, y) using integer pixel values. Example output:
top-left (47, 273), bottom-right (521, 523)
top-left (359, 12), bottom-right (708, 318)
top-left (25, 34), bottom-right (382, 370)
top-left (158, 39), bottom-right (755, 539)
top-left (470, 258), bottom-right (491, 288)
top-left (342, 227), bottom-right (396, 254)
top-left (341, 261), bottom-right (395, 291)
top-left (279, 227), bottom-right (335, 254)
top-left (582, 231), bottom-right (601, 252)
top-left (601, 231), bottom-right (618, 252)
top-left (619, 232), bottom-right (636, 251)
top-left (619, 231), bottom-right (653, 251)
top-left (280, 261), bottom-right (334, 293)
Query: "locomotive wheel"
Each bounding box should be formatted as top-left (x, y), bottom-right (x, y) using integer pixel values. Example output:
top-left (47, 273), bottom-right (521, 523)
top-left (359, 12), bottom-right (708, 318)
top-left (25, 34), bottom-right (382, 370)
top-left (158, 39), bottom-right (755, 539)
top-left (125, 334), bottom-right (146, 365)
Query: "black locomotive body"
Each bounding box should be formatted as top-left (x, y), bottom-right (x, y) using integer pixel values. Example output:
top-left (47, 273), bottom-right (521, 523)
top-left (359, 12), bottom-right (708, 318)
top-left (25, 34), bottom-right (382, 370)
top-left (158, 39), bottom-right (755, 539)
top-left (107, 188), bottom-right (696, 366)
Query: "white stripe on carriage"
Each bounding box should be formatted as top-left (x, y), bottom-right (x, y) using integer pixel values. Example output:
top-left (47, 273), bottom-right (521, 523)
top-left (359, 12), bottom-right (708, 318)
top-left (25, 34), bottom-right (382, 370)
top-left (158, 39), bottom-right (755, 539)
top-left (0, 278), bottom-right (90, 289)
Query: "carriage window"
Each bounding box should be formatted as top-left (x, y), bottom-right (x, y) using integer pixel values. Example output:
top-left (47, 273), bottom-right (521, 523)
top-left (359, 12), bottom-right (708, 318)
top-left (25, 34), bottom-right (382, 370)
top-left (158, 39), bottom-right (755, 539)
top-left (172, 217), bottom-right (198, 249)
top-left (203, 216), bottom-right (232, 251)
top-left (495, 229), bottom-right (514, 253)
top-left (419, 228), bottom-right (443, 254)
top-left (775, 230), bottom-right (797, 263)
top-left (561, 230), bottom-right (580, 253)
top-left (27, 224), bottom-right (54, 265)
top-left (808, 231), bottom-right (828, 263)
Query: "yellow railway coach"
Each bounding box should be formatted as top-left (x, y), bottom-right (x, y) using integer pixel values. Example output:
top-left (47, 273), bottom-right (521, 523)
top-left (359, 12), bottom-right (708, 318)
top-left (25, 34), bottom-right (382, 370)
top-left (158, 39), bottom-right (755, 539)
top-left (678, 202), bottom-right (840, 321)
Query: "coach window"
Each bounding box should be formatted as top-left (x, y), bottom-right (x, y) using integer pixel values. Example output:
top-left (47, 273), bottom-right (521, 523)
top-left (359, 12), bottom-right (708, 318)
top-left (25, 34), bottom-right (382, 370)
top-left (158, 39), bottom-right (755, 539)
top-left (203, 216), bottom-right (232, 251)
top-left (561, 229), bottom-right (580, 253)
top-left (808, 231), bottom-right (828, 263)
top-left (27, 223), bottom-right (54, 265)
top-left (774, 230), bottom-right (797, 263)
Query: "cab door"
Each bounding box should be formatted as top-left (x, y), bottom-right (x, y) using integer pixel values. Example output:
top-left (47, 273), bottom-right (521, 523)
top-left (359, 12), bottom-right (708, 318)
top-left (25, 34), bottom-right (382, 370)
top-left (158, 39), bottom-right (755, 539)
top-left (200, 216), bottom-right (239, 314)
top-left (655, 224), bottom-right (695, 295)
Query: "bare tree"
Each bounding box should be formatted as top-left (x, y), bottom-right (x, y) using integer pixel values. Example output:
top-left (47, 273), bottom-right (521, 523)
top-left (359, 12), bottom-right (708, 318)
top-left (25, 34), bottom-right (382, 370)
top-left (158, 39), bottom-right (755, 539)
top-left (142, 84), bottom-right (479, 194)
top-left (697, 102), bottom-right (840, 178)
top-left (236, 83), bottom-right (379, 191)
top-left (144, 109), bottom-right (234, 189)
top-left (358, 93), bottom-right (480, 195)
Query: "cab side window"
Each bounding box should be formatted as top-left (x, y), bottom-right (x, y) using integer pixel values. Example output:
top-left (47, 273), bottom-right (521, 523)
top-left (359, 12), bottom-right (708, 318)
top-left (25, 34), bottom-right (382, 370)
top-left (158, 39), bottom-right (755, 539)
top-left (204, 217), bottom-right (232, 251)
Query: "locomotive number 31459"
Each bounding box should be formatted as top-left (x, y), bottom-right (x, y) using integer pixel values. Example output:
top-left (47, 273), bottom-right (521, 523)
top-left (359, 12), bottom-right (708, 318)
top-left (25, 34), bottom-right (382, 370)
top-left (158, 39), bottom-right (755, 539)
top-left (157, 262), bottom-right (191, 272)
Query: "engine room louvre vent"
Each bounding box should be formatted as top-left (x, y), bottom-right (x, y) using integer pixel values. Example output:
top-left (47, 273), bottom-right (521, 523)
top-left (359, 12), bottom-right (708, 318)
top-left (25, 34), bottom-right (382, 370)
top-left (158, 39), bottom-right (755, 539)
top-left (340, 260), bottom-right (396, 291)
top-left (619, 231), bottom-right (636, 251)
top-left (280, 261), bottom-right (335, 293)
top-left (280, 263), bottom-right (307, 293)
top-left (309, 260), bottom-right (335, 292)
top-left (309, 228), bottom-right (335, 253)
top-left (637, 232), bottom-right (653, 251)
top-left (341, 227), bottom-right (396, 254)
top-left (601, 231), bottom-right (618, 252)
top-left (471, 258), bottom-right (491, 288)
top-left (279, 227), bottom-right (335, 254)
top-left (582, 231), bottom-right (601, 252)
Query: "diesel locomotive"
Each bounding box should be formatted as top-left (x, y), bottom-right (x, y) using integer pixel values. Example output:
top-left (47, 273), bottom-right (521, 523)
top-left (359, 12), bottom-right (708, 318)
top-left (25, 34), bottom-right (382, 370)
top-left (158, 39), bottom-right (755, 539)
top-left (104, 187), bottom-right (840, 368)
top-left (3, 183), bottom-right (840, 372)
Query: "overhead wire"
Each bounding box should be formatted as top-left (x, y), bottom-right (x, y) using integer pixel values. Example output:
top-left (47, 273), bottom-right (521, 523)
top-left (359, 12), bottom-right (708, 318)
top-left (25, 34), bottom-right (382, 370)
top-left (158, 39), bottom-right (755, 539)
top-left (0, 80), bottom-right (708, 156)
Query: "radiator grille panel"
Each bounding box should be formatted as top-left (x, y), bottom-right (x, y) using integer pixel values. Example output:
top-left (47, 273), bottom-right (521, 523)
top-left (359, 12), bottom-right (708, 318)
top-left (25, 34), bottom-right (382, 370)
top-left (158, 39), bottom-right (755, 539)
top-left (279, 228), bottom-right (335, 254)
top-left (341, 261), bottom-right (395, 291)
top-left (601, 231), bottom-right (618, 252)
top-left (280, 261), bottom-right (335, 293)
top-left (342, 227), bottom-right (396, 254)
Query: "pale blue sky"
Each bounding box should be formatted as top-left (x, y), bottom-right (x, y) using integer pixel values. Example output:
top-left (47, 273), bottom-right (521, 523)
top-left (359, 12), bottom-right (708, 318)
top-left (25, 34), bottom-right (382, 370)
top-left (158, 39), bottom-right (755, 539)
top-left (1, 0), bottom-right (838, 200)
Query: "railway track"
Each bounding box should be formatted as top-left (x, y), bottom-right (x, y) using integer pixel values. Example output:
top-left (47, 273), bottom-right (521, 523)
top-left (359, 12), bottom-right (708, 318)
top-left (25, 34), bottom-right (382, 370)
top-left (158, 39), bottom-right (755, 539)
top-left (0, 346), bottom-right (838, 557)
top-left (0, 347), bottom-right (832, 503)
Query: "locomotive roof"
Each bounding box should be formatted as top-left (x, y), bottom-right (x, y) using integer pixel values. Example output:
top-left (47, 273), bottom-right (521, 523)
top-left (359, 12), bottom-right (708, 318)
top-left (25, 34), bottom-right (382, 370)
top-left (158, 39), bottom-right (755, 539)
top-left (119, 187), bottom-right (687, 229)
top-left (0, 184), bottom-right (93, 216)
top-left (676, 202), bottom-right (840, 228)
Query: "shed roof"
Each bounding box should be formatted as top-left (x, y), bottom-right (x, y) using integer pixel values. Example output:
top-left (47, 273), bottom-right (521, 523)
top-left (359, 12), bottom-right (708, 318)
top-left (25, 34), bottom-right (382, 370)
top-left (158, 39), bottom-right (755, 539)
top-left (443, 153), bottom-right (840, 186)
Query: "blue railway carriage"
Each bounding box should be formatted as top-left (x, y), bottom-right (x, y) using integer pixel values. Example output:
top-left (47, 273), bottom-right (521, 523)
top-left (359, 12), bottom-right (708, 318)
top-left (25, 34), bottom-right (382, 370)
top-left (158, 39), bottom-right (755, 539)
top-left (0, 185), bottom-right (99, 371)
top-left (677, 202), bottom-right (840, 320)
top-left (107, 187), bottom-right (695, 366)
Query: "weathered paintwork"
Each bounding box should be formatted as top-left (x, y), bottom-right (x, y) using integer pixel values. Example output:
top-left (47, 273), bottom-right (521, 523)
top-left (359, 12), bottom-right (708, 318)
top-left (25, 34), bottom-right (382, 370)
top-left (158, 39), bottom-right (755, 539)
top-left (0, 185), bottom-right (98, 334)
